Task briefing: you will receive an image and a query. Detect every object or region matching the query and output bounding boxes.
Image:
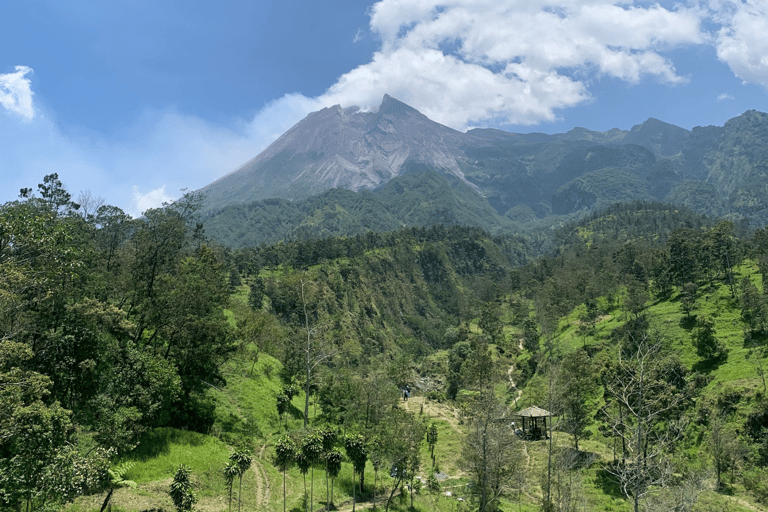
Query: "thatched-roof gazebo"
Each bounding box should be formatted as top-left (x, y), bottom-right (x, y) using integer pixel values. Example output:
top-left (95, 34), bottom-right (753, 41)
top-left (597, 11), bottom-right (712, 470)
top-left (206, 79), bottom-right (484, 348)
top-left (513, 405), bottom-right (552, 440)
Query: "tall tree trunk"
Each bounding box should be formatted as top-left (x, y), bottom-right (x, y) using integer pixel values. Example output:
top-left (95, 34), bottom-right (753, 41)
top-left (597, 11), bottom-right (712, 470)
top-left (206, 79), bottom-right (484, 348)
top-left (303, 282), bottom-right (311, 429)
top-left (373, 470), bottom-right (378, 509)
top-left (238, 475), bottom-right (243, 512)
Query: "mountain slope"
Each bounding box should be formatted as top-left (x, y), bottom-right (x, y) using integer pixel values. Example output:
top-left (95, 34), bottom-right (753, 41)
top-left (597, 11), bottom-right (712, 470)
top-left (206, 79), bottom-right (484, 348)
top-left (200, 94), bottom-right (477, 208)
top-left (200, 169), bottom-right (512, 248)
top-left (196, 97), bottom-right (768, 247)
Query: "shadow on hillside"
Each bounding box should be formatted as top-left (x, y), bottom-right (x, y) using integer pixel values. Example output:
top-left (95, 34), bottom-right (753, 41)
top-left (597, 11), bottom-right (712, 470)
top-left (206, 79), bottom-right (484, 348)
top-left (593, 464), bottom-right (625, 500)
top-left (743, 330), bottom-right (768, 348)
top-left (692, 355), bottom-right (727, 374)
top-left (287, 402), bottom-right (304, 420)
top-left (131, 427), bottom-right (205, 460)
top-left (679, 315), bottom-right (697, 330)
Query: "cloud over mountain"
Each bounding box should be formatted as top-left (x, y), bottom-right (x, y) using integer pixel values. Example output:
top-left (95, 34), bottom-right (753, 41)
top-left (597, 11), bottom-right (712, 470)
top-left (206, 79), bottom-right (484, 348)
top-left (317, 0), bottom-right (707, 129)
top-left (1, 0), bottom-right (767, 217)
top-left (714, 0), bottom-right (768, 89)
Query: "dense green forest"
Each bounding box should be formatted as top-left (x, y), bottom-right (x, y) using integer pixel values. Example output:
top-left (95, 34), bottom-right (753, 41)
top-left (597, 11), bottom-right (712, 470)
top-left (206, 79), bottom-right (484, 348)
top-left (3, 175), bottom-right (768, 512)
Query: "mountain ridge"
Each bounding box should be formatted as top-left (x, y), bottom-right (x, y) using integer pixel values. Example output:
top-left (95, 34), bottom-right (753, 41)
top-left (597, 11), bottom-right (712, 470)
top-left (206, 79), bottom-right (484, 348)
top-left (195, 96), bottom-right (768, 247)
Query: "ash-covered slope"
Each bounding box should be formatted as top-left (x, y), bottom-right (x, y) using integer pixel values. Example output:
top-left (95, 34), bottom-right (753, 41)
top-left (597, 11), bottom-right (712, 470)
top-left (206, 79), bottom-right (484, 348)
top-left (199, 94), bottom-right (477, 211)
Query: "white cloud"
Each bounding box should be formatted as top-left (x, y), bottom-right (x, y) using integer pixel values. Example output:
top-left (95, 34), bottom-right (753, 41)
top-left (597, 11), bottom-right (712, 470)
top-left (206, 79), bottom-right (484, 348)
top-left (0, 66), bottom-right (35, 120)
top-left (713, 0), bottom-right (768, 90)
top-left (4, 0), bottom-right (767, 218)
top-left (0, 89), bottom-right (319, 217)
top-left (717, 92), bottom-right (735, 101)
top-left (131, 185), bottom-right (173, 217)
top-left (315, 0), bottom-right (706, 129)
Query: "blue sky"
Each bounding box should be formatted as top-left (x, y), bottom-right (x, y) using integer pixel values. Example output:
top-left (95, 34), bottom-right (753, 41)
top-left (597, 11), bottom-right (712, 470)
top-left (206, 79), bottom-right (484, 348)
top-left (2, 0), bottom-right (767, 217)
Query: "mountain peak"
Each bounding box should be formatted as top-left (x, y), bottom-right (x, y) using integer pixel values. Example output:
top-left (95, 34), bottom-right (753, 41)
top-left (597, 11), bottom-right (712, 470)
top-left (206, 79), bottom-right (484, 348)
top-left (379, 94), bottom-right (424, 117)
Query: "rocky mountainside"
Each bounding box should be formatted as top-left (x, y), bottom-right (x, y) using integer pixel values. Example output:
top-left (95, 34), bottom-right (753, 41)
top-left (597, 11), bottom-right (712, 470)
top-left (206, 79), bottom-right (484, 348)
top-left (196, 96), bottom-right (768, 247)
top-left (200, 94), bottom-right (478, 208)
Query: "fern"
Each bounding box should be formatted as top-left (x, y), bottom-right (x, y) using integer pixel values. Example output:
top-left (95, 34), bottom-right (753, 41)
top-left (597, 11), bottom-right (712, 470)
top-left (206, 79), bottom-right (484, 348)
top-left (108, 461), bottom-right (138, 489)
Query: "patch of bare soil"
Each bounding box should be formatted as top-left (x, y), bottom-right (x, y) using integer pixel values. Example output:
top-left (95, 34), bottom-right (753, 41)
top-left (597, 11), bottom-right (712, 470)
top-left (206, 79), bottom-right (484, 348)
top-left (401, 396), bottom-right (462, 434)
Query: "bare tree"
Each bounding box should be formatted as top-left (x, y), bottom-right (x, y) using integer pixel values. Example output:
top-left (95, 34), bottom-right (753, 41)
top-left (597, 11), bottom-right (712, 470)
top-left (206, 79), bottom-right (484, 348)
top-left (549, 447), bottom-right (595, 512)
top-left (461, 390), bottom-right (524, 512)
top-left (297, 279), bottom-right (335, 428)
top-left (642, 469), bottom-right (713, 512)
top-left (601, 334), bottom-right (690, 512)
top-left (77, 190), bottom-right (104, 222)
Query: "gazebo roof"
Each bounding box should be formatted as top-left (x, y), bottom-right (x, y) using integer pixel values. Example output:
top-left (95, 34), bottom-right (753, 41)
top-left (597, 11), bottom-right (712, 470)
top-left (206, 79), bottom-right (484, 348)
top-left (515, 405), bottom-right (552, 417)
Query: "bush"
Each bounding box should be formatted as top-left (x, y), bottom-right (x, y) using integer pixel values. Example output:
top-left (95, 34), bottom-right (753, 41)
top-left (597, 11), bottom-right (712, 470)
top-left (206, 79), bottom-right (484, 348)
top-left (743, 467), bottom-right (768, 504)
top-left (427, 390), bottom-right (445, 402)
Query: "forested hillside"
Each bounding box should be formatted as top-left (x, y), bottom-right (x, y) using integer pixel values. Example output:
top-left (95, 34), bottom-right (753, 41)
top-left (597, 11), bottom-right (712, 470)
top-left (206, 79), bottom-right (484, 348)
top-left (3, 175), bottom-right (768, 512)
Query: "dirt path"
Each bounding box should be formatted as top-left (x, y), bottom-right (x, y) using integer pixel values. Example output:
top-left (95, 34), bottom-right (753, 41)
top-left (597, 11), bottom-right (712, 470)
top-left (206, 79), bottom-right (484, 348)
top-left (252, 442), bottom-right (271, 510)
top-left (508, 340), bottom-right (524, 407)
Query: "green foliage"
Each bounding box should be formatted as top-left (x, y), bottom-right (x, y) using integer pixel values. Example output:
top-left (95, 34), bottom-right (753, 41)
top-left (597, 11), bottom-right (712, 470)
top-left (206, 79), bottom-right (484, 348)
top-left (108, 462), bottom-right (137, 489)
top-left (692, 316), bottom-right (729, 362)
top-left (557, 349), bottom-right (599, 451)
top-left (9, 172), bottom-right (768, 511)
top-left (169, 465), bottom-right (197, 512)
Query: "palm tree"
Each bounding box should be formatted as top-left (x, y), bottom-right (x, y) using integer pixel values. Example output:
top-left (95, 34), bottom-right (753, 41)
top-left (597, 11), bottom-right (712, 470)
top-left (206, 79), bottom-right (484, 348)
top-left (223, 461), bottom-right (239, 512)
top-left (230, 450), bottom-right (253, 512)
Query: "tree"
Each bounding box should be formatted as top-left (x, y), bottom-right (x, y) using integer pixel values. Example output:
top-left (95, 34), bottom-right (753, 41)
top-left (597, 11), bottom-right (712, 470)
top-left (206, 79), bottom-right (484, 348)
top-left (461, 390), bottom-right (523, 512)
top-left (478, 303), bottom-right (504, 345)
top-left (708, 412), bottom-right (740, 489)
top-left (37, 173), bottom-right (79, 216)
top-left (548, 447), bottom-right (593, 512)
top-left (0, 341), bottom-right (77, 512)
top-left (296, 279), bottom-right (334, 428)
top-left (169, 465), bottom-right (197, 512)
top-left (557, 349), bottom-right (599, 451)
top-left (427, 423), bottom-right (439, 465)
top-left (746, 344), bottom-right (768, 395)
top-left (692, 316), bottom-right (728, 361)
top-left (668, 229), bottom-right (703, 287)
top-left (704, 221), bottom-right (738, 295)
top-left (623, 281), bottom-right (649, 320)
top-left (76, 190), bottom-right (104, 223)
top-left (461, 333), bottom-right (500, 391)
top-left (276, 393), bottom-right (291, 426)
top-left (740, 277), bottom-right (767, 334)
top-left (522, 317), bottom-right (541, 374)
top-left (379, 410), bottom-right (425, 512)
top-left (275, 436), bottom-right (295, 512)
top-left (325, 449), bottom-right (342, 510)
top-left (679, 282), bottom-right (698, 320)
top-left (344, 433), bottom-right (368, 512)
top-left (223, 461), bottom-right (238, 512)
top-left (318, 426), bottom-right (337, 511)
top-left (230, 450), bottom-right (252, 512)
top-left (301, 430), bottom-right (323, 512)
top-left (522, 317), bottom-right (540, 355)
top-left (601, 335), bottom-right (690, 512)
